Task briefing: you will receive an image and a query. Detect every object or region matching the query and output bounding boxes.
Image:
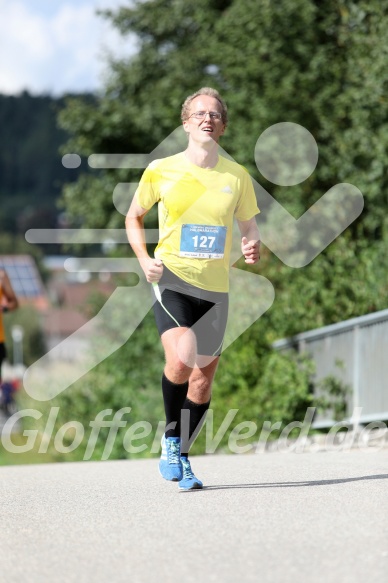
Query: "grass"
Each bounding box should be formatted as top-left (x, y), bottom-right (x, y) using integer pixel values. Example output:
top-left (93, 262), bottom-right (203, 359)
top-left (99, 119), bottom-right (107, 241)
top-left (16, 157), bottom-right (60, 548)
top-left (0, 432), bottom-right (57, 466)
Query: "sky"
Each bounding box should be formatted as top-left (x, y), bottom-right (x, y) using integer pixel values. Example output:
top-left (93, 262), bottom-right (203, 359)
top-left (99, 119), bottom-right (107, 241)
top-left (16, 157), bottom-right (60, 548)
top-left (0, 0), bottom-right (138, 96)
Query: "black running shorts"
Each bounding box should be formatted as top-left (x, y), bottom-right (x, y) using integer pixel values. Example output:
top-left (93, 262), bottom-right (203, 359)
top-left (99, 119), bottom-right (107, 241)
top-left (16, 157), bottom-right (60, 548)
top-left (151, 267), bottom-right (228, 356)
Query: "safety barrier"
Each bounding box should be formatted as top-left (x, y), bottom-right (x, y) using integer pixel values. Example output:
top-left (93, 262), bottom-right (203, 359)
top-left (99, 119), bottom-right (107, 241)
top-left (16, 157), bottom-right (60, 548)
top-left (272, 309), bottom-right (388, 428)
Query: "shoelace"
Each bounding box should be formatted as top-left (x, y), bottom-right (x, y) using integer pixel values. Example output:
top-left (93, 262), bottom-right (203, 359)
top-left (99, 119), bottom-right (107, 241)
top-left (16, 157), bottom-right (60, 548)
top-left (167, 440), bottom-right (181, 464)
top-left (181, 459), bottom-right (194, 479)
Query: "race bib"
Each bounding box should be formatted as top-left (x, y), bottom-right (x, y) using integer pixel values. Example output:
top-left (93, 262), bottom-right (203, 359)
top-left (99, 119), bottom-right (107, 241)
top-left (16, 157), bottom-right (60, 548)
top-left (180, 224), bottom-right (227, 258)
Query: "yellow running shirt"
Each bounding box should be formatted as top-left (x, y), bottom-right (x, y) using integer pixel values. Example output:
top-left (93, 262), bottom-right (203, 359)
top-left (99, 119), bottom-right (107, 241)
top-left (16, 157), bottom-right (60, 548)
top-left (135, 152), bottom-right (260, 292)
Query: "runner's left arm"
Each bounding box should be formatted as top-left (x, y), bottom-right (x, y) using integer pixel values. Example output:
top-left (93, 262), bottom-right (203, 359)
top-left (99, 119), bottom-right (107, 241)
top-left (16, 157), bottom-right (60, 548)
top-left (237, 218), bottom-right (261, 264)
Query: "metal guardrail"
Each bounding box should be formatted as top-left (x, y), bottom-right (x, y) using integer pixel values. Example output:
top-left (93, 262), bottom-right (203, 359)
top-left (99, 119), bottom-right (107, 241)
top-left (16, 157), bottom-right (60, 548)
top-left (272, 309), bottom-right (388, 428)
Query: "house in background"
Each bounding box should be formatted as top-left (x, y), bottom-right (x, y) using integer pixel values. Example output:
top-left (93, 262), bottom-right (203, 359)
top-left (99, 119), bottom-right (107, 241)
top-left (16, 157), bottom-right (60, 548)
top-left (0, 254), bottom-right (115, 364)
top-left (0, 254), bottom-right (49, 311)
top-left (43, 265), bottom-right (116, 361)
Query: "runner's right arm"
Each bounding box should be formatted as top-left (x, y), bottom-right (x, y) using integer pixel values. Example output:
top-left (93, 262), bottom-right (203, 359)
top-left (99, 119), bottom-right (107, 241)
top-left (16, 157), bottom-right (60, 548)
top-left (125, 199), bottom-right (164, 283)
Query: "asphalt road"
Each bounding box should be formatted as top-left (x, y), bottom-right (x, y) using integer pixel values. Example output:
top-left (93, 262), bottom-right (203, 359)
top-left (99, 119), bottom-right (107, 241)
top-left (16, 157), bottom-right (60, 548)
top-left (1, 450), bottom-right (387, 583)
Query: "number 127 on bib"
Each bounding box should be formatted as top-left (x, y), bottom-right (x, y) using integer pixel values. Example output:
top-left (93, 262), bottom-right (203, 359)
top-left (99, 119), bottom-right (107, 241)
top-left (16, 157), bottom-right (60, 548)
top-left (180, 224), bottom-right (227, 259)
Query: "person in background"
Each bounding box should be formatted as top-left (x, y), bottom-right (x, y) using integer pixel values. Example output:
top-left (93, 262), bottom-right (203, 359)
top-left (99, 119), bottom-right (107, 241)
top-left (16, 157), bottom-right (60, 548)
top-left (0, 268), bottom-right (19, 381)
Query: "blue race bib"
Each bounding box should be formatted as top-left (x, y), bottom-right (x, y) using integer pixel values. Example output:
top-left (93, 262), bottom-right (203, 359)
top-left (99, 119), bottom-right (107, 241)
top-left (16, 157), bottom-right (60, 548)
top-left (180, 224), bottom-right (227, 258)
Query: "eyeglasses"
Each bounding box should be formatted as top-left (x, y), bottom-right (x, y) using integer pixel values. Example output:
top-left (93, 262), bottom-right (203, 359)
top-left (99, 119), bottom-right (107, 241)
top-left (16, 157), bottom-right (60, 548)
top-left (188, 111), bottom-right (222, 121)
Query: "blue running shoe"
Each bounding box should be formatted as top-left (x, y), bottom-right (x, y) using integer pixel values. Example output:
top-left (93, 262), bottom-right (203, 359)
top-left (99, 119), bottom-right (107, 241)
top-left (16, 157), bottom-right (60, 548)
top-left (179, 456), bottom-right (203, 491)
top-left (159, 435), bottom-right (183, 482)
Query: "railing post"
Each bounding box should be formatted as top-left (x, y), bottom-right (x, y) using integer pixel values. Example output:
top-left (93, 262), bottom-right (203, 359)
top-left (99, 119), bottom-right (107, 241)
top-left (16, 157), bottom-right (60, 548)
top-left (352, 325), bottom-right (361, 431)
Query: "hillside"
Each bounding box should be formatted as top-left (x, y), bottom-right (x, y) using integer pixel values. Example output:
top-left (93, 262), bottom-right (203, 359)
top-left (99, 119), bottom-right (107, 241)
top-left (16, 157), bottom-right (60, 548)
top-left (0, 91), bottom-right (91, 236)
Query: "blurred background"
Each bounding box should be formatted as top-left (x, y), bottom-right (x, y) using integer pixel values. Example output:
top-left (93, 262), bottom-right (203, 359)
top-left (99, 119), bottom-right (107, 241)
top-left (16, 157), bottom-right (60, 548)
top-left (0, 0), bottom-right (387, 464)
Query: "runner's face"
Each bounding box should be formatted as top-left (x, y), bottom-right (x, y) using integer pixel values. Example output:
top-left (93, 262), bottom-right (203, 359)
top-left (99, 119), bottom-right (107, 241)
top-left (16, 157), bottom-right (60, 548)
top-left (183, 95), bottom-right (225, 144)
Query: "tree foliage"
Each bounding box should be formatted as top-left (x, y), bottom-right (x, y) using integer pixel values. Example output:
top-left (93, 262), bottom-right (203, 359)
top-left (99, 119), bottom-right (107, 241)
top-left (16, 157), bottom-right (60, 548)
top-left (60, 1), bottom-right (388, 237)
top-left (35, 0), bottom-right (388, 460)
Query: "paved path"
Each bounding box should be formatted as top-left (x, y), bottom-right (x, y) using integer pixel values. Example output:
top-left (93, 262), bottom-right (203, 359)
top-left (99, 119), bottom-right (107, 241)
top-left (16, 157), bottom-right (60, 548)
top-left (1, 450), bottom-right (387, 582)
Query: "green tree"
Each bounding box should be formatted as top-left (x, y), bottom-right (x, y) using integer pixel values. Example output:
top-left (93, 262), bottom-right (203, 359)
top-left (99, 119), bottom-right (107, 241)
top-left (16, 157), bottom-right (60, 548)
top-left (60, 1), bottom-right (388, 236)
top-left (45, 0), bottom-right (388, 459)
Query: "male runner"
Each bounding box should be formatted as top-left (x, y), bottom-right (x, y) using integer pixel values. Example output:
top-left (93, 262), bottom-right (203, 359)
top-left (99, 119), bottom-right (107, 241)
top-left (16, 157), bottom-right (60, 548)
top-left (126, 87), bottom-right (260, 490)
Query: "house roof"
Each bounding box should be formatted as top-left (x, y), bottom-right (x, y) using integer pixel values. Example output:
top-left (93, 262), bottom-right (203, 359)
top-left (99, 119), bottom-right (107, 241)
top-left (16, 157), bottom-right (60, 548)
top-left (0, 254), bottom-right (48, 310)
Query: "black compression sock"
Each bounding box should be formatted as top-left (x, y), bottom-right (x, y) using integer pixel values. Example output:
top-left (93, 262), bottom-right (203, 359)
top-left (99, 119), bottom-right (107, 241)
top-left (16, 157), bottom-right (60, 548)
top-left (181, 398), bottom-right (211, 457)
top-left (162, 373), bottom-right (189, 439)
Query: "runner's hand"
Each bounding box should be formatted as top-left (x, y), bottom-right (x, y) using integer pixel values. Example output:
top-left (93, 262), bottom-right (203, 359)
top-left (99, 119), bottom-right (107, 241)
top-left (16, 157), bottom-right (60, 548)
top-left (241, 237), bottom-right (260, 264)
top-left (141, 258), bottom-right (164, 283)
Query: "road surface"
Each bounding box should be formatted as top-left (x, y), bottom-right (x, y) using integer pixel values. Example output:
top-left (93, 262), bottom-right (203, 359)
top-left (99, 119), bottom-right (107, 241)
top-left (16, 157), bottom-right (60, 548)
top-left (1, 449), bottom-right (387, 582)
